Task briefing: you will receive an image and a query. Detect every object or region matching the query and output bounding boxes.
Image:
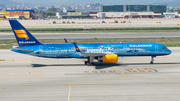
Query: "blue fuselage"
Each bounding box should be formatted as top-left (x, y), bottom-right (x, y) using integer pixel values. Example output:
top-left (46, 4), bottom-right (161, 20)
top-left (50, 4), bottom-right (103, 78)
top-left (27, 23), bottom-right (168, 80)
top-left (12, 42), bottom-right (171, 58)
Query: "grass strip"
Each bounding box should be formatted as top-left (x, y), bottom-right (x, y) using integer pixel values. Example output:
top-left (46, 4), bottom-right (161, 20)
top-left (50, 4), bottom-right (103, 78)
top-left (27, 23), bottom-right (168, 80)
top-left (0, 37), bottom-right (180, 49)
top-left (1, 27), bottom-right (180, 33)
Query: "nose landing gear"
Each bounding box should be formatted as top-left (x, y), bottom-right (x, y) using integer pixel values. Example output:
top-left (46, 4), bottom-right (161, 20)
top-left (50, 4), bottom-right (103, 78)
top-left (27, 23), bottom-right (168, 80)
top-left (150, 56), bottom-right (156, 64)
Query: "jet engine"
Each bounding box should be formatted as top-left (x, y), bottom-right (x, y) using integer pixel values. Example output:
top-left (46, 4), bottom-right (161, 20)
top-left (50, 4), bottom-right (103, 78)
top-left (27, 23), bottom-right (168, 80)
top-left (97, 54), bottom-right (118, 63)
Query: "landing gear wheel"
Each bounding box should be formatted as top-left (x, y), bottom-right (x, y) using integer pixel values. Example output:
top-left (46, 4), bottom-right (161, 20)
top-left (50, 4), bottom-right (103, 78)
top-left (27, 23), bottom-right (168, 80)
top-left (150, 61), bottom-right (154, 64)
top-left (85, 62), bottom-right (94, 66)
top-left (85, 61), bottom-right (88, 65)
top-left (85, 56), bottom-right (95, 66)
top-left (86, 62), bottom-right (91, 66)
top-left (91, 62), bottom-right (95, 66)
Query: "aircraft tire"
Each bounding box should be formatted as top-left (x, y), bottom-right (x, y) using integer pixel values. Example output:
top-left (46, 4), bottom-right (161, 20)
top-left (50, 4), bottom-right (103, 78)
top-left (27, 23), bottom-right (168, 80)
top-left (85, 61), bottom-right (88, 65)
top-left (150, 61), bottom-right (154, 64)
top-left (87, 62), bottom-right (91, 66)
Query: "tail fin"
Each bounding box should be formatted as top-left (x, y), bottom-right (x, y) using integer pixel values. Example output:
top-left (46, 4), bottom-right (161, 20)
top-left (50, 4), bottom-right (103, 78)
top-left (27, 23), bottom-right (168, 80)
top-left (9, 20), bottom-right (41, 47)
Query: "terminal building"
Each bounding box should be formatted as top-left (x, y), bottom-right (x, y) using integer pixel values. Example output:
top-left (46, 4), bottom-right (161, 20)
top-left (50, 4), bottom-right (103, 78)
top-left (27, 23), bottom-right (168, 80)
top-left (99, 5), bottom-right (166, 13)
top-left (59, 12), bottom-right (89, 19)
top-left (89, 5), bottom-right (166, 18)
top-left (56, 5), bottom-right (167, 19)
top-left (89, 11), bottom-right (162, 18)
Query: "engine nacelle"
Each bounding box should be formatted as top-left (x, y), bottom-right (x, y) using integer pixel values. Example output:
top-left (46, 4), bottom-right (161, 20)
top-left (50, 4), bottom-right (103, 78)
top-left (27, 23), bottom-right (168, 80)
top-left (98, 54), bottom-right (118, 63)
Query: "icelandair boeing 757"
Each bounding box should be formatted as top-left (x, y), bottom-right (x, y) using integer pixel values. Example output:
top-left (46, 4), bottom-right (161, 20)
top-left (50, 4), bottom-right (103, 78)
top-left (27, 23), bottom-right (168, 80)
top-left (9, 20), bottom-right (171, 66)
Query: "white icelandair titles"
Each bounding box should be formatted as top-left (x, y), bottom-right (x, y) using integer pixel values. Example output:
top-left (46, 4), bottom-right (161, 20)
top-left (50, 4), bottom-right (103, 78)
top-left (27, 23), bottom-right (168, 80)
top-left (129, 44), bottom-right (152, 47)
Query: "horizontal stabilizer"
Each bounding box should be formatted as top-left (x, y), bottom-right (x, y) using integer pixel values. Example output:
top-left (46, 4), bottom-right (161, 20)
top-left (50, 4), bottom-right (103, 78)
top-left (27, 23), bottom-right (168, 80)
top-left (13, 48), bottom-right (34, 52)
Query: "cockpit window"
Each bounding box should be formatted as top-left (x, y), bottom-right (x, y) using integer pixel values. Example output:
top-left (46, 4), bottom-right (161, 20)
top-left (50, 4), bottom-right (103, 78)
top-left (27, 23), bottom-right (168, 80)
top-left (163, 47), bottom-right (167, 49)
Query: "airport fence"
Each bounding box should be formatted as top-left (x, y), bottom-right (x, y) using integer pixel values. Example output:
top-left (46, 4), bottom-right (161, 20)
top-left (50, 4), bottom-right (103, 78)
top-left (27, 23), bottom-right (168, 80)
top-left (0, 18), bottom-right (180, 21)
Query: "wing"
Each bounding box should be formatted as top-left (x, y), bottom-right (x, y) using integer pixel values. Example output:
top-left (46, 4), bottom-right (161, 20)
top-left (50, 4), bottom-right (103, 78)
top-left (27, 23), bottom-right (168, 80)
top-left (73, 42), bottom-right (106, 57)
top-left (80, 52), bottom-right (105, 57)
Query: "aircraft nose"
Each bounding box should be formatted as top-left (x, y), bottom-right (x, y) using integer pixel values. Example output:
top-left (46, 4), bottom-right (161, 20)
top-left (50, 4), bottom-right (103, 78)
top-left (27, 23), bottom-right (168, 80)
top-left (167, 49), bottom-right (172, 55)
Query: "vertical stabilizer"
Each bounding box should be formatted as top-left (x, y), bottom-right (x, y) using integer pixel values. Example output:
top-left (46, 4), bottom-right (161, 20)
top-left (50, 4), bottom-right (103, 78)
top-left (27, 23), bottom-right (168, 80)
top-left (9, 20), bottom-right (41, 47)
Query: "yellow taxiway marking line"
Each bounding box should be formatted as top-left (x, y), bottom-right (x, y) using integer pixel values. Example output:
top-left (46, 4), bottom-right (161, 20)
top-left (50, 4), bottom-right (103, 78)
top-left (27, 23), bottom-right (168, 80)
top-left (127, 74), bottom-right (180, 81)
top-left (85, 70), bottom-right (115, 73)
top-left (0, 68), bottom-right (126, 90)
top-left (2, 81), bottom-right (180, 90)
top-left (111, 67), bottom-right (126, 78)
top-left (67, 86), bottom-right (71, 101)
top-left (0, 72), bottom-right (42, 78)
top-left (75, 68), bottom-right (126, 84)
top-left (126, 68), bottom-right (157, 72)
top-left (124, 66), bottom-right (180, 80)
top-left (2, 67), bottom-right (180, 90)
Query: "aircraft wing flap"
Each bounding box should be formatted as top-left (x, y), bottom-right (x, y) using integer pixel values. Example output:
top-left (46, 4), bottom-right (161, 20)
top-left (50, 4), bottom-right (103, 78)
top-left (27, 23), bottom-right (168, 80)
top-left (73, 42), bottom-right (106, 57)
top-left (80, 53), bottom-right (105, 57)
top-left (13, 48), bottom-right (34, 52)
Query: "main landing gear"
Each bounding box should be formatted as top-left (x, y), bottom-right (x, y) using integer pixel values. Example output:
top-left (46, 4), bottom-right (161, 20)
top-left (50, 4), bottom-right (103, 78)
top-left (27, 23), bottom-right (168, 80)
top-left (150, 56), bottom-right (156, 64)
top-left (85, 56), bottom-right (94, 66)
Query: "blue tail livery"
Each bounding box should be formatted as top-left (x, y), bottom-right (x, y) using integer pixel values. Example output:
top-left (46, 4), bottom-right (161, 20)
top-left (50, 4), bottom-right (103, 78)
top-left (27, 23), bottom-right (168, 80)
top-left (9, 20), bottom-right (172, 66)
top-left (9, 20), bottom-right (41, 47)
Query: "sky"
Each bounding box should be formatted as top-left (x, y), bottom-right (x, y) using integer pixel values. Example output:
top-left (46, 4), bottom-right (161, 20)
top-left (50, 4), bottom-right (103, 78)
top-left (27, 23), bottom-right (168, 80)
top-left (10, 0), bottom-right (175, 5)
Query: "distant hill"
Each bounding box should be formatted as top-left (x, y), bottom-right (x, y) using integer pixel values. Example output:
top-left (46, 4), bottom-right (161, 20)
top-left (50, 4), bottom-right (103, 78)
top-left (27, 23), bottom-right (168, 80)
top-left (0, 0), bottom-right (179, 7)
top-left (0, 0), bottom-right (20, 5)
top-left (4, 0), bottom-right (166, 5)
top-left (167, 0), bottom-right (180, 7)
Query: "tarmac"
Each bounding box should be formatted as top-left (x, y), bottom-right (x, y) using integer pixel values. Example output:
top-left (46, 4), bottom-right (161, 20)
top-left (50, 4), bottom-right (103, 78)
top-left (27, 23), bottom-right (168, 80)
top-left (1, 32), bottom-right (180, 40)
top-left (0, 47), bottom-right (180, 101)
top-left (1, 19), bottom-right (180, 28)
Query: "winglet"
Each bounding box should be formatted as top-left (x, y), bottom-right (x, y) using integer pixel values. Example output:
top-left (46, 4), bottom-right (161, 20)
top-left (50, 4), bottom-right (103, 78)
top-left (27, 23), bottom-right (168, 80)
top-left (64, 38), bottom-right (68, 43)
top-left (73, 42), bottom-right (81, 52)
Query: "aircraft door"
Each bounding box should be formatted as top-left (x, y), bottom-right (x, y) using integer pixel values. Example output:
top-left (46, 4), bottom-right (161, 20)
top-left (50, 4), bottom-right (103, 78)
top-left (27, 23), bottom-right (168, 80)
top-left (155, 45), bottom-right (158, 52)
top-left (39, 46), bottom-right (43, 51)
top-left (123, 45), bottom-right (127, 52)
top-left (36, 46), bottom-right (43, 55)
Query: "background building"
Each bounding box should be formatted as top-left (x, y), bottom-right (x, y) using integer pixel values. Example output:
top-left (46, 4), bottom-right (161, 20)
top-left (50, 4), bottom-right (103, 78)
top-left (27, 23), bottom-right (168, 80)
top-left (58, 8), bottom-right (89, 19)
top-left (87, 5), bottom-right (167, 18)
top-left (163, 12), bottom-right (175, 18)
top-left (0, 12), bottom-right (4, 20)
top-left (89, 11), bottom-right (162, 18)
top-left (59, 12), bottom-right (89, 19)
top-left (63, 8), bottom-right (76, 13)
top-left (6, 10), bottom-right (35, 19)
top-left (0, 10), bottom-right (35, 20)
top-left (100, 5), bottom-right (166, 14)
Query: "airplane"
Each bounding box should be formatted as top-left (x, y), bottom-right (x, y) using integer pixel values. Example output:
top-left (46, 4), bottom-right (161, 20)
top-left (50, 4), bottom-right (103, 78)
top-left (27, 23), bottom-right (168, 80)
top-left (9, 20), bottom-right (172, 66)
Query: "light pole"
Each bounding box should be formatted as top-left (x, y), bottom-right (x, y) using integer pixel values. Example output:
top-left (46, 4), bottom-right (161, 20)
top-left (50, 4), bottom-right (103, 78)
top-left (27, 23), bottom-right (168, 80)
top-left (123, 0), bottom-right (125, 18)
top-left (128, 0), bottom-right (131, 23)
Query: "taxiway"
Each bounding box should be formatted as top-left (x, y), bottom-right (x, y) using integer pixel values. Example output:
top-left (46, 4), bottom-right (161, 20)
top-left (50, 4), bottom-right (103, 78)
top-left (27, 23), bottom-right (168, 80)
top-left (0, 32), bottom-right (180, 40)
top-left (0, 48), bottom-right (180, 101)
